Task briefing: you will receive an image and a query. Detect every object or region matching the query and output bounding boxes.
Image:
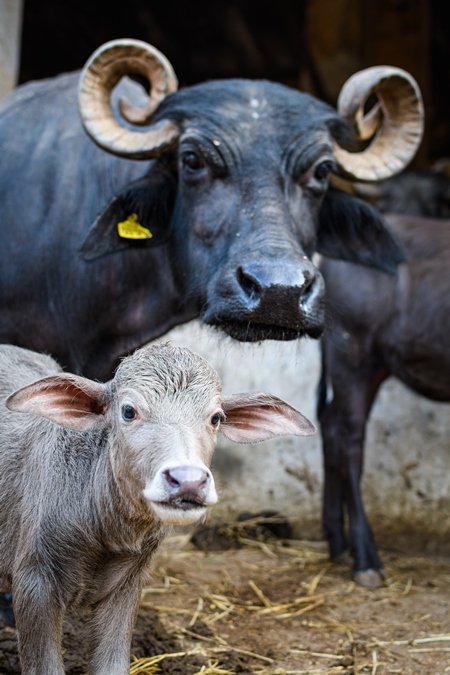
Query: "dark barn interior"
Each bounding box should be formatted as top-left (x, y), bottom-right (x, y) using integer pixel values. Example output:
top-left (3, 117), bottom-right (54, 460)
top-left (18, 0), bottom-right (450, 167)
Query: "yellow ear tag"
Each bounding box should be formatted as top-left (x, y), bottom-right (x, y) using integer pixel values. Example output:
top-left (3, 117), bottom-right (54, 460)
top-left (117, 214), bottom-right (153, 240)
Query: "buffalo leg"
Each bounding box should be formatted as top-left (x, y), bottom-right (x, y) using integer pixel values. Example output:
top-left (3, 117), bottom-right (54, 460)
top-left (0, 591), bottom-right (15, 627)
top-left (89, 581), bottom-right (142, 675)
top-left (319, 348), bottom-right (388, 587)
top-left (13, 572), bottom-right (65, 675)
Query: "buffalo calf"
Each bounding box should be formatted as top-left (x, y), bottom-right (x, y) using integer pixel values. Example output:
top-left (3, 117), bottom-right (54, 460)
top-left (0, 342), bottom-right (315, 674)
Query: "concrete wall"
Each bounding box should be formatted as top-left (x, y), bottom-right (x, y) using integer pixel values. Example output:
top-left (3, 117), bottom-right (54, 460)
top-left (153, 321), bottom-right (450, 544)
top-left (0, 0), bottom-right (23, 100)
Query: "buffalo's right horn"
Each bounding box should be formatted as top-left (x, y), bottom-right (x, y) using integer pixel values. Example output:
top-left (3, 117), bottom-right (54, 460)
top-left (333, 66), bottom-right (424, 182)
top-left (78, 39), bottom-right (179, 159)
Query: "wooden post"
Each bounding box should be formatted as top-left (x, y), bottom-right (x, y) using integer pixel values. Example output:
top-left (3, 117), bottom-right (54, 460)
top-left (0, 0), bottom-right (24, 101)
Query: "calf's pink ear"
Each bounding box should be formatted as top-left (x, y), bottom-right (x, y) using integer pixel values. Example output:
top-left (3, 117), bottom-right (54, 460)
top-left (6, 374), bottom-right (107, 431)
top-left (220, 393), bottom-right (316, 444)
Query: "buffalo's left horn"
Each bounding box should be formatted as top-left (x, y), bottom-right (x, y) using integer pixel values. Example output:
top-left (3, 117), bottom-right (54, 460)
top-left (78, 39), bottom-right (179, 159)
top-left (333, 66), bottom-right (424, 181)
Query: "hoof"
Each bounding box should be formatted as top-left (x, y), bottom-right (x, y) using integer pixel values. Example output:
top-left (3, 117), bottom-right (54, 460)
top-left (0, 592), bottom-right (15, 628)
top-left (353, 568), bottom-right (386, 589)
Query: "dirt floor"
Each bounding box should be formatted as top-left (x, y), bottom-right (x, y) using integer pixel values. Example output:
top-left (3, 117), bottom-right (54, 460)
top-left (1, 516), bottom-right (450, 675)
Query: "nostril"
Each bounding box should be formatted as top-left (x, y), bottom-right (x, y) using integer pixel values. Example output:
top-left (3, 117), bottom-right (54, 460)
top-left (237, 266), bottom-right (261, 302)
top-left (164, 469), bottom-right (180, 489)
top-left (299, 272), bottom-right (316, 302)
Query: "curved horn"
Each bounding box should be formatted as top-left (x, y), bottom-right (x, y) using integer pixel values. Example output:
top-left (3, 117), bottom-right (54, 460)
top-left (78, 39), bottom-right (179, 159)
top-left (333, 66), bottom-right (424, 182)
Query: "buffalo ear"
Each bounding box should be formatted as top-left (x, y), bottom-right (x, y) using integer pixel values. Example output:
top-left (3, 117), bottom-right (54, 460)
top-left (80, 167), bottom-right (176, 261)
top-left (220, 393), bottom-right (316, 444)
top-left (6, 374), bottom-right (107, 431)
top-left (317, 188), bottom-right (405, 274)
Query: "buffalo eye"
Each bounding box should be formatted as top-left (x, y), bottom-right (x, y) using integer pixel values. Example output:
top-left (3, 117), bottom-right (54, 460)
top-left (182, 152), bottom-right (205, 171)
top-left (210, 413), bottom-right (222, 427)
top-left (121, 405), bottom-right (137, 421)
top-left (314, 160), bottom-right (333, 181)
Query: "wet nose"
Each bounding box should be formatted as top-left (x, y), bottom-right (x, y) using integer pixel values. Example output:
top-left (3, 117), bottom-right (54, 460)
top-left (236, 259), bottom-right (321, 319)
top-left (163, 466), bottom-right (210, 502)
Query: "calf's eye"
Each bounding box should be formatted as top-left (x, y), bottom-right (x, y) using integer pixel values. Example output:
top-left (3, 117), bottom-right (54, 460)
top-left (122, 405), bottom-right (137, 421)
top-left (210, 413), bottom-right (221, 427)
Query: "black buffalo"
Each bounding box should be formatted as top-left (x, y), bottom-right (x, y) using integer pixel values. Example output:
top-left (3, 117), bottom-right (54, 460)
top-left (317, 213), bottom-right (450, 588)
top-left (352, 166), bottom-right (450, 218)
top-left (0, 39), bottom-right (424, 382)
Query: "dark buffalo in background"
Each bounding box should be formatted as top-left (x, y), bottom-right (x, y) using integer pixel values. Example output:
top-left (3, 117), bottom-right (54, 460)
top-left (0, 38), bottom-right (424, 382)
top-left (318, 207), bottom-right (450, 588)
top-left (351, 162), bottom-right (450, 217)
